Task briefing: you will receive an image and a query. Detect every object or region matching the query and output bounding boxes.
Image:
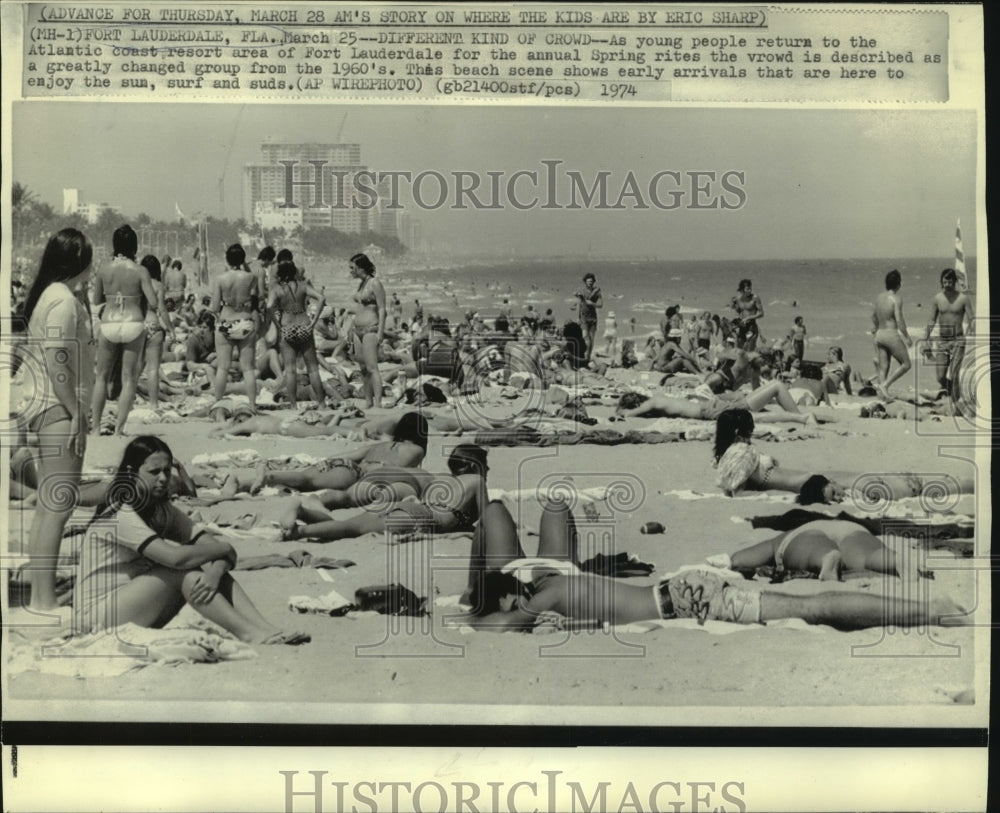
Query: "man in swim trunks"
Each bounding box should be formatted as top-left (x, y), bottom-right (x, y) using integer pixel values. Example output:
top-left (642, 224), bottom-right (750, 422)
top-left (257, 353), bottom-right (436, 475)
top-left (923, 268), bottom-right (973, 398)
top-left (730, 279), bottom-right (764, 351)
top-left (163, 260), bottom-right (187, 312)
top-left (574, 272), bottom-right (603, 364)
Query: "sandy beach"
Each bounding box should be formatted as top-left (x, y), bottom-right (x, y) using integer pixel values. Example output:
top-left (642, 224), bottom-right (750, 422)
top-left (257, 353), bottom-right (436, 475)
top-left (5, 378), bottom-right (987, 725)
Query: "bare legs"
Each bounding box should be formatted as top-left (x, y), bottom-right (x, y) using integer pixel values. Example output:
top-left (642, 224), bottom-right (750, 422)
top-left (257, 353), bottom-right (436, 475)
top-left (355, 331), bottom-right (383, 408)
top-left (875, 332), bottom-right (912, 394)
top-left (27, 420), bottom-right (83, 610)
top-left (91, 331), bottom-right (147, 435)
top-left (87, 567), bottom-right (309, 644)
top-left (760, 590), bottom-right (967, 630)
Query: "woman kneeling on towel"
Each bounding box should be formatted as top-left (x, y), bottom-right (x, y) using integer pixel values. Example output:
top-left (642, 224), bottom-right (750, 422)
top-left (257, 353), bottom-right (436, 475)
top-left (74, 436), bottom-right (309, 645)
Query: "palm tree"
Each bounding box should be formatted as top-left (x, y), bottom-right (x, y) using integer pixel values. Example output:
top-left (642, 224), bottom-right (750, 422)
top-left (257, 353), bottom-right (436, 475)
top-left (12, 182), bottom-right (37, 247)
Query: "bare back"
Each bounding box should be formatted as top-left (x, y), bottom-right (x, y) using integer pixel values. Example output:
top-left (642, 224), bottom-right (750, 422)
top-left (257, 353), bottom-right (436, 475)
top-left (216, 268), bottom-right (257, 319)
top-left (873, 291), bottom-right (901, 330)
top-left (98, 257), bottom-right (150, 322)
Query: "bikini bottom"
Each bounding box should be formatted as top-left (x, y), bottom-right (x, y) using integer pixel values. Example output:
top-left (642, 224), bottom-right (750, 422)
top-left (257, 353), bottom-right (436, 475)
top-left (100, 321), bottom-right (145, 344)
top-left (218, 318), bottom-right (256, 342)
top-left (282, 323), bottom-right (315, 352)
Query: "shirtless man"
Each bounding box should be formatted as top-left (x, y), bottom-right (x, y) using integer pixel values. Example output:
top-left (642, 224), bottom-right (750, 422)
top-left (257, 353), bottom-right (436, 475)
top-left (872, 269), bottom-right (913, 398)
top-left (729, 279), bottom-right (764, 351)
top-left (162, 260), bottom-right (187, 313)
top-left (923, 268), bottom-right (973, 398)
top-left (574, 273), bottom-right (603, 364)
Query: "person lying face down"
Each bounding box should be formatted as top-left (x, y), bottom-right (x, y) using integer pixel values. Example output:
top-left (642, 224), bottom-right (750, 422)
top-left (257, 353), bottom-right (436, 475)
top-left (460, 499), bottom-right (967, 633)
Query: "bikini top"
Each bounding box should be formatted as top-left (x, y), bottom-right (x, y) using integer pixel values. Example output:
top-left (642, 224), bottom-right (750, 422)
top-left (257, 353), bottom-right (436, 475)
top-left (276, 281), bottom-right (306, 315)
top-left (355, 277), bottom-right (377, 306)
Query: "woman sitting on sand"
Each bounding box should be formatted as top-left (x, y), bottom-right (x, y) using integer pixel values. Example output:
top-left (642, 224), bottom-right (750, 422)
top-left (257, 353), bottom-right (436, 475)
top-left (713, 409), bottom-right (974, 502)
top-left (706, 519), bottom-right (922, 582)
top-left (284, 444), bottom-right (488, 542)
top-left (73, 436), bottom-right (309, 645)
top-left (615, 381), bottom-right (816, 425)
top-left (459, 498), bottom-right (964, 632)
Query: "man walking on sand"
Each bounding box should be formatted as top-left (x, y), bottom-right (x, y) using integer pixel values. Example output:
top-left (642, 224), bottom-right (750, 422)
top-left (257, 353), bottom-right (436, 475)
top-left (575, 272), bottom-right (603, 364)
top-left (923, 268), bottom-right (973, 399)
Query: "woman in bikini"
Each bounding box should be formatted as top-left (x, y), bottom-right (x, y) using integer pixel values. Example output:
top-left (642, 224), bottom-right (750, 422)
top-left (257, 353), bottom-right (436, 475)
top-left (284, 443), bottom-right (486, 542)
top-left (211, 243), bottom-right (259, 412)
top-left (11, 228), bottom-right (95, 615)
top-left (349, 252), bottom-right (386, 408)
top-left (248, 411), bottom-right (429, 494)
top-left (73, 436), bottom-right (309, 645)
top-left (136, 255), bottom-right (176, 411)
top-left (90, 224), bottom-right (158, 436)
top-left (872, 269), bottom-right (913, 398)
top-left (615, 382), bottom-right (813, 424)
top-left (713, 519), bottom-right (922, 583)
top-left (461, 500), bottom-right (965, 632)
top-left (269, 258), bottom-right (326, 408)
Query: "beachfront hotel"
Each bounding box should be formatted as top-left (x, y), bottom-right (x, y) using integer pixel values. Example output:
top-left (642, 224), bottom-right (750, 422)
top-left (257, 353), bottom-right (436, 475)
top-left (242, 138), bottom-right (398, 237)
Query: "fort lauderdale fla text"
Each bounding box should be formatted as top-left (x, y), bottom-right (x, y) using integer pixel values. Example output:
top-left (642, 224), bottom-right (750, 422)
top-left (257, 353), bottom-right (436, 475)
top-left (278, 161), bottom-right (748, 212)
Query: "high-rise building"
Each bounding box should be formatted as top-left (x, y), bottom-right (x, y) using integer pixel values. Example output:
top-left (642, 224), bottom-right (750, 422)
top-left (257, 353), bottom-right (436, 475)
top-left (243, 140), bottom-right (367, 231)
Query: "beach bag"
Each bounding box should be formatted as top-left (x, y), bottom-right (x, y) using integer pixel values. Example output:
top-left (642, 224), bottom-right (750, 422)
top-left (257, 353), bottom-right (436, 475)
top-left (354, 583), bottom-right (427, 616)
top-left (715, 443), bottom-right (762, 496)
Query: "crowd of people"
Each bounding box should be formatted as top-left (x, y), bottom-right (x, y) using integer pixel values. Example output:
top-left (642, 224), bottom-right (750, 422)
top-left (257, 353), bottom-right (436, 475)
top-left (6, 225), bottom-right (974, 645)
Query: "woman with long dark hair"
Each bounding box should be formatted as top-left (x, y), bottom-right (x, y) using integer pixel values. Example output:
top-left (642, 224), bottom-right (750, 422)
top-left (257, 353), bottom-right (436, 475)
top-left (349, 252), bottom-right (386, 408)
top-left (269, 258), bottom-right (326, 407)
top-left (12, 228), bottom-right (94, 612)
top-left (136, 255), bottom-right (176, 410)
top-left (74, 436), bottom-right (309, 644)
top-left (90, 224), bottom-right (158, 435)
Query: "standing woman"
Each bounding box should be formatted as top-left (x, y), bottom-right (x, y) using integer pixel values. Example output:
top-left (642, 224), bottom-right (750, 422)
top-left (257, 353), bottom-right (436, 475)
top-left (269, 258), bottom-right (327, 407)
top-left (872, 269), bottom-right (913, 398)
top-left (13, 228), bottom-right (95, 612)
top-left (349, 252), bottom-right (386, 408)
top-left (211, 243), bottom-right (259, 411)
top-left (137, 255), bottom-right (176, 411)
top-left (91, 224), bottom-right (158, 436)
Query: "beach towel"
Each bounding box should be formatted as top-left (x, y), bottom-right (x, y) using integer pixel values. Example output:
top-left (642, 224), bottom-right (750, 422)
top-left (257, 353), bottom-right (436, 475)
top-left (6, 621), bottom-right (257, 678)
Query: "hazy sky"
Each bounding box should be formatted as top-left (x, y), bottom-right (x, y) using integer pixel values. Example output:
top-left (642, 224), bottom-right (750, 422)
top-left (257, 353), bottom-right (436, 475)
top-left (13, 103), bottom-right (977, 260)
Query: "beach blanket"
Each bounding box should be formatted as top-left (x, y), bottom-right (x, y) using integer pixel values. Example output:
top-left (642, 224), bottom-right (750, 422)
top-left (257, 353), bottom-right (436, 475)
top-left (6, 621), bottom-right (257, 678)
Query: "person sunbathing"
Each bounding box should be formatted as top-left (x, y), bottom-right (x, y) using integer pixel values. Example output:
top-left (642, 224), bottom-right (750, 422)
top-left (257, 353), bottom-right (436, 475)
top-left (458, 499), bottom-right (967, 632)
top-left (73, 435), bottom-right (309, 645)
top-left (708, 519), bottom-right (923, 582)
top-left (615, 380), bottom-right (816, 425)
top-left (714, 409), bottom-right (974, 502)
top-left (283, 444), bottom-right (489, 542)
top-left (227, 411), bottom-right (430, 494)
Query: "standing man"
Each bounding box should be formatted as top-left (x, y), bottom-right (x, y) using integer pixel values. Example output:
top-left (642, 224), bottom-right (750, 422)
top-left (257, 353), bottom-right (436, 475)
top-left (574, 272), bottom-right (603, 363)
top-left (923, 268), bottom-right (973, 399)
top-left (390, 292), bottom-right (403, 330)
top-left (730, 278), bottom-right (764, 351)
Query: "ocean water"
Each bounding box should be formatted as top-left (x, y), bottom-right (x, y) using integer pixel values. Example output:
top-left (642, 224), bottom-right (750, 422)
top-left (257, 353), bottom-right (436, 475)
top-left (312, 256), bottom-right (975, 376)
